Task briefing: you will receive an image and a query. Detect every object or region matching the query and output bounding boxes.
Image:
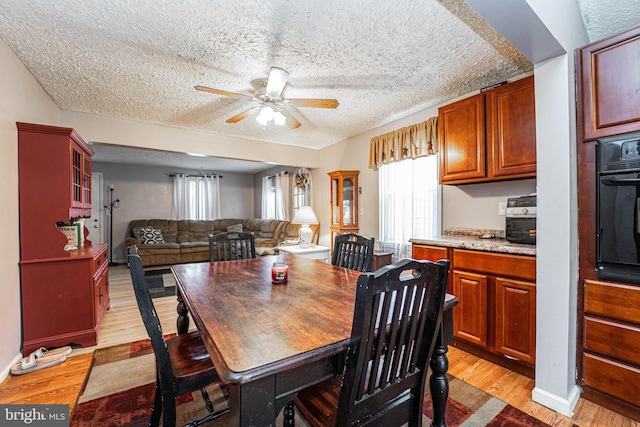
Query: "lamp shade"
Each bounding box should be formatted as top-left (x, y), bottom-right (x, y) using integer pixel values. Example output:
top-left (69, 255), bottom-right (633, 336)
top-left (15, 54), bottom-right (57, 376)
top-left (292, 206), bottom-right (318, 225)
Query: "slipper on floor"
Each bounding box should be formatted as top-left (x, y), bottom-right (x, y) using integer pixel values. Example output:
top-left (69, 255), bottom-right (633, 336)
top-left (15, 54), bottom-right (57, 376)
top-left (10, 352), bottom-right (67, 376)
top-left (31, 346), bottom-right (72, 359)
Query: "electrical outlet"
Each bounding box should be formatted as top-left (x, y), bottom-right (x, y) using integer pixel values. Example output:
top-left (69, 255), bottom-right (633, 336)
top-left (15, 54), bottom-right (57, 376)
top-left (359, 208), bottom-right (364, 215)
top-left (498, 202), bottom-right (507, 216)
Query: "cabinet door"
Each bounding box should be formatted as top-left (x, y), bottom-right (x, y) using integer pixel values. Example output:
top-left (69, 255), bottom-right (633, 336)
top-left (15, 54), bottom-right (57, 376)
top-left (453, 270), bottom-right (488, 347)
top-left (486, 76), bottom-right (536, 178)
top-left (70, 143), bottom-right (84, 209)
top-left (439, 94), bottom-right (485, 183)
top-left (578, 26), bottom-right (640, 141)
top-left (83, 155), bottom-right (92, 209)
top-left (494, 277), bottom-right (536, 365)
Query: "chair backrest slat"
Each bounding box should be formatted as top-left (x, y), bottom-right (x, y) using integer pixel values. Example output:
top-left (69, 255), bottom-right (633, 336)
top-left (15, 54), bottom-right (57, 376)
top-left (209, 232), bottom-right (256, 261)
top-left (336, 258), bottom-right (450, 426)
top-left (127, 249), bottom-right (174, 386)
top-left (332, 233), bottom-right (375, 273)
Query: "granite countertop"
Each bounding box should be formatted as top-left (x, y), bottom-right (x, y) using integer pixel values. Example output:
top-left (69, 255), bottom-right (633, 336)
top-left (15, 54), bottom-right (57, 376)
top-left (410, 228), bottom-right (536, 256)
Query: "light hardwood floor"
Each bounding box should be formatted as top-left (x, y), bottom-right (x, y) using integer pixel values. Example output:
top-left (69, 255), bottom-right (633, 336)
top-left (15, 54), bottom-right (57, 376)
top-left (1, 265), bottom-right (638, 427)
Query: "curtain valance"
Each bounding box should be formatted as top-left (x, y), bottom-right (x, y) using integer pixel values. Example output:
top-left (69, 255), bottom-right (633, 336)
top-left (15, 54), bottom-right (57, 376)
top-left (368, 116), bottom-right (438, 170)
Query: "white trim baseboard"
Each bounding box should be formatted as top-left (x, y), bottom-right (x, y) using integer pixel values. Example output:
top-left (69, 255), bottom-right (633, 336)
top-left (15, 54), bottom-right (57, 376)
top-left (0, 352), bottom-right (24, 383)
top-left (532, 384), bottom-right (581, 417)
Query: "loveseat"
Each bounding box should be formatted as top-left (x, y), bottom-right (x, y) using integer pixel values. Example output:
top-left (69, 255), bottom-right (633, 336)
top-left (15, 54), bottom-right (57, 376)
top-left (124, 218), bottom-right (319, 267)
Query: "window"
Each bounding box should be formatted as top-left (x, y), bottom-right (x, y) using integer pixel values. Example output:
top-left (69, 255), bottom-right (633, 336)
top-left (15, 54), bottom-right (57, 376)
top-left (293, 168), bottom-right (312, 216)
top-left (378, 155), bottom-right (440, 260)
top-left (172, 174), bottom-right (220, 220)
top-left (261, 172), bottom-right (291, 220)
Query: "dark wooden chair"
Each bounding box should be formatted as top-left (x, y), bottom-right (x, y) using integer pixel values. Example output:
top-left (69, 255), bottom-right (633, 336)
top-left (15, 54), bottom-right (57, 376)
top-left (332, 232), bottom-right (375, 272)
top-left (128, 249), bottom-right (229, 427)
top-left (293, 258), bottom-right (450, 427)
top-left (208, 232), bottom-right (256, 261)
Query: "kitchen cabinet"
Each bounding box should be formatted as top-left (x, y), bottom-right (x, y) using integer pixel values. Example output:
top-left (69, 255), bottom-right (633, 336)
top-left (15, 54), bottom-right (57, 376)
top-left (452, 249), bottom-right (536, 368)
top-left (17, 122), bottom-right (109, 353)
top-left (328, 170), bottom-right (359, 249)
top-left (577, 25), bottom-right (640, 141)
top-left (439, 76), bottom-right (536, 184)
top-left (581, 280), bottom-right (640, 410)
top-left (576, 26), bottom-right (640, 421)
top-left (453, 270), bottom-right (488, 347)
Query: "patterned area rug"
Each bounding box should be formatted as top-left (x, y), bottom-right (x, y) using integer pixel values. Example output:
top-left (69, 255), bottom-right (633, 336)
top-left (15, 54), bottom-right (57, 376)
top-left (71, 339), bottom-right (551, 426)
top-left (143, 268), bottom-right (176, 298)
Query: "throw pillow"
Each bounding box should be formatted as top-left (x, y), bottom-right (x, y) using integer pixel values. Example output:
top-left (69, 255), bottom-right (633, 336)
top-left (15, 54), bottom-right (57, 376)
top-left (132, 226), bottom-right (150, 241)
top-left (139, 227), bottom-right (165, 245)
top-left (227, 223), bottom-right (243, 233)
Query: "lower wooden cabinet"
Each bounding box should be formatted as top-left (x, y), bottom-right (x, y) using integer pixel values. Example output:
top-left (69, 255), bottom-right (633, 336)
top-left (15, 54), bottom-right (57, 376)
top-left (20, 243), bottom-right (110, 354)
top-left (453, 270), bottom-right (488, 347)
top-left (452, 249), bottom-right (536, 368)
top-left (582, 280), bottom-right (640, 409)
top-left (413, 244), bottom-right (537, 369)
top-left (494, 277), bottom-right (536, 365)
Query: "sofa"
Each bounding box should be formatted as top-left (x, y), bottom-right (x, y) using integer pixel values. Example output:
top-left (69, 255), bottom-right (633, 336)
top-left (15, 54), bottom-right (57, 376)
top-left (124, 218), bottom-right (319, 267)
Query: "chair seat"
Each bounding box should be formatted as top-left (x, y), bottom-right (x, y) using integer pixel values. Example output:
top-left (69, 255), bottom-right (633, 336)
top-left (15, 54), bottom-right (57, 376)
top-left (167, 330), bottom-right (219, 388)
top-left (294, 375), bottom-right (341, 427)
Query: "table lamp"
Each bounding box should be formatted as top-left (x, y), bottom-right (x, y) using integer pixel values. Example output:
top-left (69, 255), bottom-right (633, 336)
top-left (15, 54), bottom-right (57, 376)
top-left (292, 206), bottom-right (318, 248)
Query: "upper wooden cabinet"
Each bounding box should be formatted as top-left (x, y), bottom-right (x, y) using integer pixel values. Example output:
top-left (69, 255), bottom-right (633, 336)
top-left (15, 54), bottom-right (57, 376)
top-left (439, 76), bottom-right (536, 184)
top-left (17, 122), bottom-right (95, 260)
top-left (439, 94), bottom-right (486, 182)
top-left (577, 26), bottom-right (640, 141)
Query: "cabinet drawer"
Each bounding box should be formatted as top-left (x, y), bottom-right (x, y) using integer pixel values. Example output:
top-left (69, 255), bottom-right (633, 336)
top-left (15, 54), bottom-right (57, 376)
top-left (412, 245), bottom-right (448, 261)
top-left (584, 280), bottom-right (640, 323)
top-left (453, 249), bottom-right (535, 281)
top-left (583, 353), bottom-right (640, 407)
top-left (92, 249), bottom-right (108, 274)
top-left (584, 316), bottom-right (640, 366)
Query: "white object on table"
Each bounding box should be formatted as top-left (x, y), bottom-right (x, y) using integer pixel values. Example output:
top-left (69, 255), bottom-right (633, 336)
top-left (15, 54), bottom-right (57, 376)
top-left (278, 244), bottom-right (330, 262)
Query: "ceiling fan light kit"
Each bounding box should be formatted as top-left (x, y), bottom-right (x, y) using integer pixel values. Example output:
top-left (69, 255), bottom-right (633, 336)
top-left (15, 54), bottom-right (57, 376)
top-left (196, 67), bottom-right (339, 129)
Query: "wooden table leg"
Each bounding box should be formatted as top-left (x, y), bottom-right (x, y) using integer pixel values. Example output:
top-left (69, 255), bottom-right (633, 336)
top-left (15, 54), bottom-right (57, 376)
top-left (176, 288), bottom-right (189, 335)
top-left (429, 309), bottom-right (453, 427)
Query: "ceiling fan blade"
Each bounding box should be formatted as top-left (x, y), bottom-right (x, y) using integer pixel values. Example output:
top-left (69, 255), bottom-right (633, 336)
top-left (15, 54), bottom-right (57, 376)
top-left (286, 98), bottom-right (339, 109)
top-left (265, 67), bottom-right (289, 98)
top-left (195, 86), bottom-right (252, 99)
top-left (277, 109), bottom-right (302, 129)
top-left (226, 106), bottom-right (262, 123)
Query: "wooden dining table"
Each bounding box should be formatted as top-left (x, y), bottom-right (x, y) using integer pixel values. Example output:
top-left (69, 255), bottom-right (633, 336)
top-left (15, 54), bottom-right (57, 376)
top-left (172, 254), bottom-right (457, 427)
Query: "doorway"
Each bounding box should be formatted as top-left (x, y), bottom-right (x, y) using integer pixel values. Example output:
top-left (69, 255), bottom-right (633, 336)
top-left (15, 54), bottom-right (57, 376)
top-left (87, 172), bottom-right (104, 244)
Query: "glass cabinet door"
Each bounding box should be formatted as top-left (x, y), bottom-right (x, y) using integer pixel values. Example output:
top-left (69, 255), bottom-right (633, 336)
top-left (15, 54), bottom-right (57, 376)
top-left (328, 170), bottom-right (359, 247)
top-left (342, 177), bottom-right (355, 226)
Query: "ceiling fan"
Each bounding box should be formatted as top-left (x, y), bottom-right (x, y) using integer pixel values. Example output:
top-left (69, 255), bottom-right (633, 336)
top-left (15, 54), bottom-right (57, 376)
top-left (195, 67), bottom-right (339, 129)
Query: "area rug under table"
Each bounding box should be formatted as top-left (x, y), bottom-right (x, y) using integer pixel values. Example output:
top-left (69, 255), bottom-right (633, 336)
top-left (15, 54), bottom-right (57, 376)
top-left (71, 338), bottom-right (551, 426)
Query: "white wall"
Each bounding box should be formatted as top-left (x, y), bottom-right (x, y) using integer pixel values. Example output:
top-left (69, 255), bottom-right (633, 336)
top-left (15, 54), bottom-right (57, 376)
top-left (94, 162), bottom-right (255, 263)
top-left (61, 110), bottom-right (321, 170)
top-left (0, 40), bottom-right (60, 379)
top-left (442, 179), bottom-right (536, 230)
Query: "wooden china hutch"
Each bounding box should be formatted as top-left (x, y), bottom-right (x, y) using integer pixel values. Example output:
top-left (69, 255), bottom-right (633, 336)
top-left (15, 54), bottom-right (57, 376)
top-left (17, 122), bottom-right (109, 354)
top-left (328, 170), bottom-right (359, 249)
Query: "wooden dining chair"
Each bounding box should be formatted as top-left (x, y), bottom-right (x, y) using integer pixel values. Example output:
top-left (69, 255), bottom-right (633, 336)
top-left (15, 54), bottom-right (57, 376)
top-left (292, 258), bottom-right (450, 427)
top-left (208, 231), bottom-right (256, 261)
top-left (331, 232), bottom-right (375, 272)
top-left (128, 249), bottom-right (229, 427)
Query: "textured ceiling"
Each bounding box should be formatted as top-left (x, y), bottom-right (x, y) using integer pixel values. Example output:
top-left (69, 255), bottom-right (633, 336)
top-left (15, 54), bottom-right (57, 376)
top-left (0, 0), bottom-right (637, 171)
